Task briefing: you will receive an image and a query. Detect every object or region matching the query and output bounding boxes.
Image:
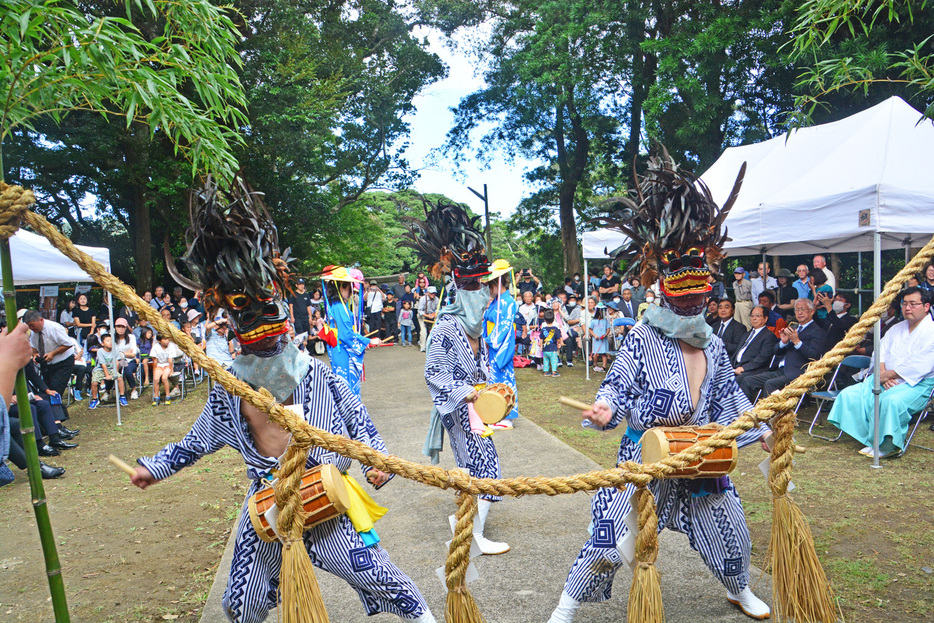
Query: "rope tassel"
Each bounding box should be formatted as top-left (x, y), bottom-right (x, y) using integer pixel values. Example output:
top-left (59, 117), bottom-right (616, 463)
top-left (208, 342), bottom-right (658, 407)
top-left (628, 486), bottom-right (664, 623)
top-left (767, 411), bottom-right (838, 623)
top-left (445, 493), bottom-right (485, 623)
top-left (276, 446), bottom-right (329, 623)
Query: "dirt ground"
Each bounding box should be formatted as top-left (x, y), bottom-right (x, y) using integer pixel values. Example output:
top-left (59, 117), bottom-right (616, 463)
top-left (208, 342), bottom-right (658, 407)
top-left (2, 353), bottom-right (933, 623)
top-left (517, 363), bottom-right (934, 623)
top-left (0, 381), bottom-right (245, 623)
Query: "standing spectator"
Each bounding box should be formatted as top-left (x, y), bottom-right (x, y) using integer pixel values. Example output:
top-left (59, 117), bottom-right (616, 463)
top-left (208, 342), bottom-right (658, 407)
top-left (171, 286), bottom-right (184, 305)
top-left (73, 293), bottom-right (95, 345)
top-left (288, 278), bottom-right (313, 337)
top-left (589, 302), bottom-right (610, 372)
top-left (380, 292), bottom-right (398, 341)
top-left (711, 300), bottom-right (746, 360)
top-left (562, 294), bottom-right (582, 366)
top-left (732, 267), bottom-right (754, 330)
top-left (117, 301), bottom-right (139, 329)
top-left (69, 337), bottom-right (87, 401)
top-left (23, 311), bottom-right (76, 414)
top-left (391, 273), bottom-right (408, 307)
top-left (113, 318), bottom-right (140, 400)
top-left (808, 268), bottom-right (834, 321)
top-left (205, 315), bottom-right (236, 368)
top-left (813, 254), bottom-right (836, 293)
top-left (517, 290), bottom-right (537, 326)
top-left (161, 292), bottom-right (178, 320)
top-left (88, 332), bottom-right (127, 408)
top-left (540, 309), bottom-right (563, 377)
top-left (597, 265), bottom-right (621, 302)
top-left (570, 273), bottom-right (585, 299)
top-left (774, 268), bottom-right (799, 319)
top-left (364, 281), bottom-right (384, 335)
top-left (150, 286), bottom-right (165, 311)
top-left (517, 269), bottom-right (542, 298)
top-left (59, 298), bottom-right (77, 338)
top-left (309, 288), bottom-right (326, 316)
top-left (398, 300), bottom-right (415, 346)
top-left (417, 286), bottom-right (439, 352)
top-left (750, 261), bottom-right (778, 303)
top-left (707, 274), bottom-right (726, 300)
top-left (188, 289), bottom-right (205, 315)
top-left (792, 265), bottom-right (811, 300)
top-left (587, 270), bottom-right (602, 298)
top-left (414, 271), bottom-right (430, 296)
top-left (563, 277), bottom-right (576, 298)
top-left (628, 277), bottom-right (646, 307)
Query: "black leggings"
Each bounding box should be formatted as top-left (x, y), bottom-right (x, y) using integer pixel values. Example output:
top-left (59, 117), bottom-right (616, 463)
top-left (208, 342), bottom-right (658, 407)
top-left (6, 416), bottom-right (28, 470)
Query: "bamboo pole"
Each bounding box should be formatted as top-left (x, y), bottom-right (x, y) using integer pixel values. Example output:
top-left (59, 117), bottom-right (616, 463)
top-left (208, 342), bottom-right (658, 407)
top-left (1, 237), bottom-right (71, 622)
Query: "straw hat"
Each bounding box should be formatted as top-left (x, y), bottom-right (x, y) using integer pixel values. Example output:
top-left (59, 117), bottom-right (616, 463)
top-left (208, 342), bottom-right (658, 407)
top-left (319, 265), bottom-right (364, 283)
top-left (483, 259), bottom-right (513, 282)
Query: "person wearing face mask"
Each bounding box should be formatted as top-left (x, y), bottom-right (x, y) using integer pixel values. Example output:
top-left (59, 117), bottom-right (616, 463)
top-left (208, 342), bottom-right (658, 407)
top-left (562, 294), bottom-right (582, 365)
top-left (406, 202), bottom-right (510, 556)
top-left (817, 291), bottom-right (857, 348)
top-left (637, 291), bottom-right (657, 320)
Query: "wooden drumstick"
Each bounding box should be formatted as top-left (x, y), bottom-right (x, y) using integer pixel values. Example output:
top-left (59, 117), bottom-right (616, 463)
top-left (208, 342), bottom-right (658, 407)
top-left (364, 329), bottom-right (379, 338)
top-left (559, 396), bottom-right (592, 411)
top-left (380, 336), bottom-right (396, 344)
top-left (108, 454), bottom-right (138, 477)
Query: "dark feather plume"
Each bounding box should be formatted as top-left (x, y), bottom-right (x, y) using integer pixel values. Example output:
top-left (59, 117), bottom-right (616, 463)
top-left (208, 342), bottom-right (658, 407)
top-left (400, 197), bottom-right (487, 279)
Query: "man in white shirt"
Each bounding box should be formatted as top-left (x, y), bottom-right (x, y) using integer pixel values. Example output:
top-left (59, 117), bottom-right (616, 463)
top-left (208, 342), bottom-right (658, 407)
top-left (750, 262), bottom-right (779, 303)
top-left (364, 281), bottom-right (384, 335)
top-left (23, 310), bottom-right (76, 415)
top-left (733, 306), bottom-right (779, 399)
top-left (828, 287), bottom-right (934, 458)
top-left (417, 286), bottom-right (439, 352)
top-left (812, 255), bottom-right (836, 292)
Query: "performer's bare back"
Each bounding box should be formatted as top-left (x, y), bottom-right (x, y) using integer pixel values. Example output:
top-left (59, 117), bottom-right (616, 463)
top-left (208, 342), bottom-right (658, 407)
top-left (242, 397), bottom-right (294, 458)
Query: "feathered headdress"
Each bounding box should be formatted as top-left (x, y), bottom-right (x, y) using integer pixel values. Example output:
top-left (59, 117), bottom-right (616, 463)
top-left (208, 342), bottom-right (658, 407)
top-left (165, 174), bottom-right (292, 316)
top-left (400, 198), bottom-right (490, 282)
top-left (595, 146), bottom-right (745, 289)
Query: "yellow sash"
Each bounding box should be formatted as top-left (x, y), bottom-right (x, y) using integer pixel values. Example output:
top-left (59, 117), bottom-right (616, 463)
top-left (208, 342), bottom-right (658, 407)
top-left (340, 473), bottom-right (388, 534)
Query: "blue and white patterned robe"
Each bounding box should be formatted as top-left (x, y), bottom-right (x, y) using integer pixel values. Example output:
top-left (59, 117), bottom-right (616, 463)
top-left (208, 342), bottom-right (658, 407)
top-left (138, 359), bottom-right (428, 623)
top-left (326, 298), bottom-right (370, 397)
top-left (563, 323), bottom-right (764, 601)
top-left (425, 315), bottom-right (502, 502)
top-left (484, 291), bottom-right (519, 419)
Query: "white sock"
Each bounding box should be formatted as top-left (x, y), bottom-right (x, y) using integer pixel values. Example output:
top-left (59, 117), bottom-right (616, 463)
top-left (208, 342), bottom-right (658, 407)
top-left (547, 591), bottom-right (581, 623)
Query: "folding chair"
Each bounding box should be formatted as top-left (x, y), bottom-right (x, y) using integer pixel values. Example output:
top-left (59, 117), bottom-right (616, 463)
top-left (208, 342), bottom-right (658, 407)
top-left (897, 384), bottom-right (934, 457)
top-left (807, 355), bottom-right (872, 441)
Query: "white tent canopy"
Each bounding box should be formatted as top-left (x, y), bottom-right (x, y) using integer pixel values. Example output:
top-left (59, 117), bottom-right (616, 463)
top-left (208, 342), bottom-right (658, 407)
top-left (702, 96), bottom-right (934, 256)
top-left (9, 229), bottom-right (111, 285)
top-left (582, 229), bottom-right (629, 260)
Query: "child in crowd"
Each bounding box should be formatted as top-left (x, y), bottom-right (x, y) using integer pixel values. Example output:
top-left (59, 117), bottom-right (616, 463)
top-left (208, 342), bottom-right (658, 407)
top-left (138, 327), bottom-right (154, 387)
top-left (589, 302), bottom-right (610, 372)
top-left (307, 309), bottom-right (325, 355)
top-left (89, 333), bottom-right (127, 409)
top-left (398, 299), bottom-right (415, 346)
top-left (540, 309), bottom-right (563, 377)
top-left (381, 291), bottom-right (398, 342)
top-left (150, 333), bottom-right (182, 406)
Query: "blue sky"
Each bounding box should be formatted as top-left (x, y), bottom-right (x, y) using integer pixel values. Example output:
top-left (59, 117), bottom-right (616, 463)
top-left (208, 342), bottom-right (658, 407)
top-left (403, 27), bottom-right (539, 219)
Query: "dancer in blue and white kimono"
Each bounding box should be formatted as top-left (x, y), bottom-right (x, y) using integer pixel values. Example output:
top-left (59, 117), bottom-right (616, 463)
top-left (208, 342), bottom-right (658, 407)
top-left (548, 150), bottom-right (771, 621)
top-left (321, 266), bottom-right (379, 398)
top-left (404, 198), bottom-right (510, 556)
top-left (483, 259), bottom-right (519, 425)
top-left (142, 177), bottom-right (436, 623)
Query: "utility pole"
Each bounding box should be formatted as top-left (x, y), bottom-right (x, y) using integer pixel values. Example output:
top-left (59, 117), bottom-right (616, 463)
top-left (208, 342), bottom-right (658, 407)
top-left (467, 183), bottom-right (492, 256)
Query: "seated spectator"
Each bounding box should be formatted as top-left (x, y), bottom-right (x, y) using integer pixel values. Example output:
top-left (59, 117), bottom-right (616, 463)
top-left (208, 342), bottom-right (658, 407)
top-left (59, 298), bottom-right (77, 338)
top-left (817, 291), bottom-right (857, 348)
top-left (160, 306), bottom-right (180, 330)
top-left (733, 305), bottom-right (779, 400)
top-left (704, 298), bottom-right (720, 326)
top-left (518, 290), bottom-right (537, 326)
top-left (808, 268), bottom-right (834, 321)
top-left (711, 299), bottom-right (746, 360)
top-left (137, 327), bottom-right (154, 387)
top-left (89, 332), bottom-right (127, 409)
top-left (757, 290), bottom-right (787, 337)
top-left (629, 277), bottom-right (646, 306)
top-left (113, 318), bottom-right (140, 400)
top-left (617, 287), bottom-right (637, 320)
top-left (150, 333), bottom-right (182, 406)
top-left (739, 298), bottom-right (826, 400)
top-left (920, 262), bottom-right (934, 295)
top-left (69, 337), bottom-right (87, 401)
top-left (637, 290), bottom-right (657, 320)
top-left (14, 360), bottom-right (77, 453)
top-left (813, 254), bottom-right (836, 292)
top-left (774, 268), bottom-right (798, 320)
top-left (828, 287), bottom-right (934, 458)
top-left (5, 414), bottom-right (65, 479)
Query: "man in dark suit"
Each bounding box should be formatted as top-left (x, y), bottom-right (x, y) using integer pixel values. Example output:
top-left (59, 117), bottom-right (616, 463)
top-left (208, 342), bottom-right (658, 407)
top-left (817, 291), bottom-right (865, 388)
top-left (618, 287), bottom-right (637, 319)
top-left (733, 305), bottom-right (779, 400)
top-left (739, 298), bottom-right (826, 399)
top-left (711, 299), bottom-right (746, 360)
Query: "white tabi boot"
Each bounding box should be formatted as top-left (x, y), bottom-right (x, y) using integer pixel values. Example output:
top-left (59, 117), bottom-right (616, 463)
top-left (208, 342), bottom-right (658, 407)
top-left (405, 609), bottom-right (437, 623)
top-left (727, 587), bottom-right (771, 620)
top-left (473, 499), bottom-right (509, 555)
top-left (546, 591), bottom-right (581, 623)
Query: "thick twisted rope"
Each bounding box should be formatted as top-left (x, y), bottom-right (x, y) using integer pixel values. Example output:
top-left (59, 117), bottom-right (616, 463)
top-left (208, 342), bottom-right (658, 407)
top-left (446, 493), bottom-right (476, 591)
top-left (628, 485), bottom-right (664, 623)
top-left (2, 189), bottom-right (932, 498)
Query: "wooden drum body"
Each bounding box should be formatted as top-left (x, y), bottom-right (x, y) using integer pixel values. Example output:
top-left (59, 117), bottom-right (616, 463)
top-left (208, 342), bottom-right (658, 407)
top-left (248, 463), bottom-right (350, 543)
top-left (475, 383), bottom-right (516, 424)
top-left (640, 424), bottom-right (738, 478)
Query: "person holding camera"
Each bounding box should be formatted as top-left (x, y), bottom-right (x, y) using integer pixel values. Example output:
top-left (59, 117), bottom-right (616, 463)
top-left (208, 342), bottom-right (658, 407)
top-left (205, 314), bottom-right (237, 368)
top-left (516, 268), bottom-right (542, 298)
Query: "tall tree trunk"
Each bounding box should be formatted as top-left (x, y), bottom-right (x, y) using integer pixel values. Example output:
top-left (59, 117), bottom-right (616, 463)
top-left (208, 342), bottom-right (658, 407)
top-left (553, 87), bottom-right (589, 278)
top-left (123, 138), bottom-right (151, 293)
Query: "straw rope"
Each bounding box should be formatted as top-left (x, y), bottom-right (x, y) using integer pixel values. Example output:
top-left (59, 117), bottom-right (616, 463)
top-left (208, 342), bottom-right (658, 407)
top-left (1, 182), bottom-right (932, 499)
top-left (628, 485), bottom-right (664, 623)
top-left (444, 493), bottom-right (485, 623)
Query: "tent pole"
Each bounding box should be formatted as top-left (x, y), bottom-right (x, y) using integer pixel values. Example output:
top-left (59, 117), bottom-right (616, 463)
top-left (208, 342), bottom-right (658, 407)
top-left (857, 251), bottom-right (863, 315)
top-left (871, 232), bottom-right (882, 469)
top-left (108, 292), bottom-right (121, 426)
top-left (584, 258), bottom-right (589, 381)
top-left (1, 238), bottom-right (71, 622)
